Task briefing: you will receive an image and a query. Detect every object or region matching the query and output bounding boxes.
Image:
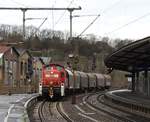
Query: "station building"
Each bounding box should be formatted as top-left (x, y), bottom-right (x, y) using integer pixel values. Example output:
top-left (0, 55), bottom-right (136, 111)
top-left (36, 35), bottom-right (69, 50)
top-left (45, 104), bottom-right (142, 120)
top-left (0, 45), bottom-right (40, 94)
top-left (0, 45), bottom-right (19, 94)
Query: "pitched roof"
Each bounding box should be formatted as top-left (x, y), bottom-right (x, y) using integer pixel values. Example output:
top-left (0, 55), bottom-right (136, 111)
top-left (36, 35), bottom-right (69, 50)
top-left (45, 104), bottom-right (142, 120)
top-left (0, 45), bottom-right (11, 53)
top-left (16, 48), bottom-right (32, 57)
top-left (16, 48), bottom-right (26, 55)
top-left (0, 45), bottom-right (19, 56)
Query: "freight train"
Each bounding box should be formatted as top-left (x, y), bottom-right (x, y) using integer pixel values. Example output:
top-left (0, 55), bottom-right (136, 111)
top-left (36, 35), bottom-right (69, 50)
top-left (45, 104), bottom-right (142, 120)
top-left (39, 63), bottom-right (111, 98)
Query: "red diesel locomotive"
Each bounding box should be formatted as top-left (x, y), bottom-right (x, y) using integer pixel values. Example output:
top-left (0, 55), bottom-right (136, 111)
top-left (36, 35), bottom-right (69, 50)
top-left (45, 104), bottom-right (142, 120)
top-left (39, 63), bottom-right (111, 98)
top-left (39, 64), bottom-right (66, 98)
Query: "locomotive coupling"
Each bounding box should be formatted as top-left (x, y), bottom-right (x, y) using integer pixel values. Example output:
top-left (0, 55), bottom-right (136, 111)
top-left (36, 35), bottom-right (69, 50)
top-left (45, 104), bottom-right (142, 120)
top-left (49, 87), bottom-right (53, 98)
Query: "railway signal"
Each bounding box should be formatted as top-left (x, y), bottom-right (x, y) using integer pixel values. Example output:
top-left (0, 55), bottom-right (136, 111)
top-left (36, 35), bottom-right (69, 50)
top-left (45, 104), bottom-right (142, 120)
top-left (107, 68), bottom-right (113, 74)
top-left (68, 54), bottom-right (79, 104)
top-left (72, 55), bottom-right (79, 70)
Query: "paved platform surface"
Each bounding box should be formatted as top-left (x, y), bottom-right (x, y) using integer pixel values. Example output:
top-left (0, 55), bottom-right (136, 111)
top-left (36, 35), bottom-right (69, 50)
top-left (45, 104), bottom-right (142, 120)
top-left (114, 90), bottom-right (150, 105)
top-left (0, 93), bottom-right (37, 122)
top-left (109, 89), bottom-right (150, 107)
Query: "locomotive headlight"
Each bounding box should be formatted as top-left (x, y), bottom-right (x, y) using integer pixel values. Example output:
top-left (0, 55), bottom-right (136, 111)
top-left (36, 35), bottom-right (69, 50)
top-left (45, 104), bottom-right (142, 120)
top-left (45, 73), bottom-right (59, 78)
top-left (45, 74), bottom-right (50, 77)
top-left (54, 74), bottom-right (59, 78)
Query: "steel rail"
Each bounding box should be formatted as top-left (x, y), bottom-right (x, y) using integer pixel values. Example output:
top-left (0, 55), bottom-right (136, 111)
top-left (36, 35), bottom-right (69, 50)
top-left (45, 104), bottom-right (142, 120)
top-left (38, 99), bottom-right (47, 122)
top-left (56, 102), bottom-right (73, 122)
top-left (85, 92), bottom-right (135, 122)
top-left (97, 94), bottom-right (150, 122)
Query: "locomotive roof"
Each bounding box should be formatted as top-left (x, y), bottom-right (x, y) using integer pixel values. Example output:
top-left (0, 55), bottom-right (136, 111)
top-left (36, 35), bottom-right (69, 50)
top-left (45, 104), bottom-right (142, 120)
top-left (45, 63), bottom-right (65, 68)
top-left (105, 36), bottom-right (150, 72)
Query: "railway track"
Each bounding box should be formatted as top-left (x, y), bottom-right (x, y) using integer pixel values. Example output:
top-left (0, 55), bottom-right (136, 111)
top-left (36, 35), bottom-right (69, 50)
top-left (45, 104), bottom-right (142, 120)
top-left (29, 90), bottom-right (150, 122)
top-left (85, 92), bottom-right (150, 122)
top-left (61, 91), bottom-right (123, 122)
top-left (38, 99), bottom-right (47, 122)
top-left (29, 98), bottom-right (72, 122)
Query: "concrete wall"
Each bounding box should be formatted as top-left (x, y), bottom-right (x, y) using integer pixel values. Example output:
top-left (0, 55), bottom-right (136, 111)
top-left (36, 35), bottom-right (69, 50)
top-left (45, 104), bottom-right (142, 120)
top-left (110, 70), bottom-right (128, 88)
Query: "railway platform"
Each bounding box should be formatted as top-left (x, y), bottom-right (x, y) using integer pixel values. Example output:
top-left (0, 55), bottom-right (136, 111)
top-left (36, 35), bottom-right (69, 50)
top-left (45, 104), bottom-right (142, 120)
top-left (104, 89), bottom-right (150, 118)
top-left (0, 93), bottom-right (39, 122)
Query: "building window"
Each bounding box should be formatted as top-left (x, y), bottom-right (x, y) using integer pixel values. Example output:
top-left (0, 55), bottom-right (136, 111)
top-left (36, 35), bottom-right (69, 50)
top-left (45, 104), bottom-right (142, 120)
top-left (11, 48), bottom-right (13, 54)
top-left (4, 60), bottom-right (8, 84)
top-left (21, 62), bottom-right (23, 75)
top-left (25, 62), bottom-right (27, 75)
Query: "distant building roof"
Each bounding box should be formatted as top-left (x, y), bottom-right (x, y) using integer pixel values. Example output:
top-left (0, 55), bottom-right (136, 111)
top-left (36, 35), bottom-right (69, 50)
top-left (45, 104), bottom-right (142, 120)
top-left (16, 48), bottom-right (26, 54)
top-left (40, 57), bottom-right (52, 65)
top-left (0, 45), bottom-right (19, 56)
top-left (0, 45), bottom-right (10, 53)
top-left (16, 48), bottom-right (32, 57)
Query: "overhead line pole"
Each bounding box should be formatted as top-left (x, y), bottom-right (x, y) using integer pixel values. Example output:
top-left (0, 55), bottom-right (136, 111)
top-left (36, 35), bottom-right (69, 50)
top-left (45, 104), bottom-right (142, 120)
top-left (21, 9), bottom-right (27, 41)
top-left (0, 7), bottom-right (81, 10)
top-left (68, 8), bottom-right (73, 39)
top-left (0, 7), bottom-right (81, 40)
top-left (67, 8), bottom-right (82, 104)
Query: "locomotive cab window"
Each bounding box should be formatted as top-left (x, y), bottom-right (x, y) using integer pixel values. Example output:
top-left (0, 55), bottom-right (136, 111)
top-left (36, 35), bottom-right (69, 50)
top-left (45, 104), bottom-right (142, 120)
top-left (44, 65), bottom-right (52, 70)
top-left (56, 66), bottom-right (63, 71)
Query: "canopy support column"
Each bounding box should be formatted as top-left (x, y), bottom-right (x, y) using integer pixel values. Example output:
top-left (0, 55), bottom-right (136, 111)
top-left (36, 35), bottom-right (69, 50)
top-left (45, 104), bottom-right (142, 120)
top-left (136, 71), bottom-right (139, 92)
top-left (132, 72), bottom-right (135, 92)
top-left (144, 69), bottom-right (148, 96)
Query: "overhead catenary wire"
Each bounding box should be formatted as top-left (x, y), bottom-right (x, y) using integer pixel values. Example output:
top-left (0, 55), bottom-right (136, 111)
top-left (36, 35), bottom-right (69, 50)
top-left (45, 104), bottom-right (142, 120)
top-left (75, 0), bottom-right (122, 37)
top-left (65, 0), bottom-right (79, 7)
top-left (104, 12), bottom-right (150, 36)
top-left (25, 17), bottom-right (48, 36)
top-left (31, 18), bottom-right (48, 36)
top-left (73, 14), bottom-right (100, 17)
top-left (37, 18), bottom-right (48, 31)
top-left (54, 0), bottom-right (74, 27)
top-left (6, 0), bottom-right (122, 38)
top-left (9, 0), bottom-right (29, 7)
top-left (0, 6), bottom-right (81, 40)
top-left (77, 14), bottom-right (100, 37)
top-left (102, 0), bottom-right (122, 14)
top-left (101, 0), bottom-right (150, 38)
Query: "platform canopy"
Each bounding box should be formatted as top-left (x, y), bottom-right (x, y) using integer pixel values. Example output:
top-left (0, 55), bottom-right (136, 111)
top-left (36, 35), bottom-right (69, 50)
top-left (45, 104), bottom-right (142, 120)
top-left (105, 36), bottom-right (150, 72)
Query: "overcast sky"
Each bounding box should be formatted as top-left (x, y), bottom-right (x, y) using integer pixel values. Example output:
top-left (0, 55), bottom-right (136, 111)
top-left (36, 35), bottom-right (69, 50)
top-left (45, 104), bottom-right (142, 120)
top-left (0, 0), bottom-right (150, 40)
